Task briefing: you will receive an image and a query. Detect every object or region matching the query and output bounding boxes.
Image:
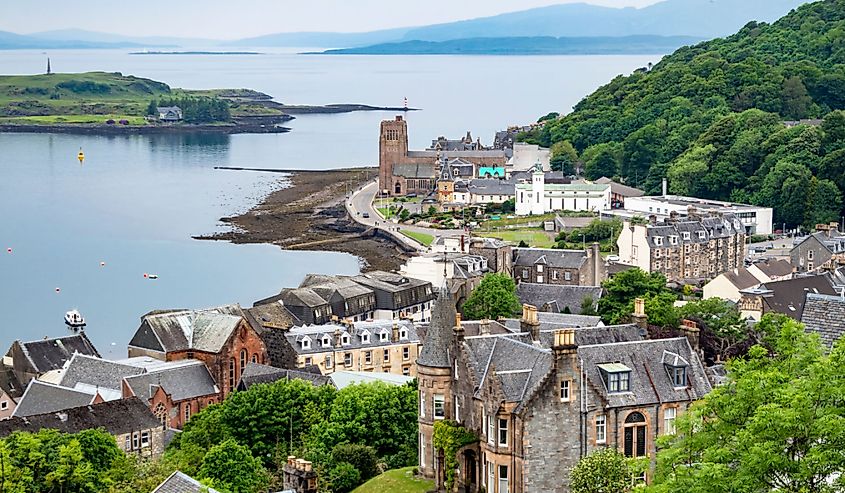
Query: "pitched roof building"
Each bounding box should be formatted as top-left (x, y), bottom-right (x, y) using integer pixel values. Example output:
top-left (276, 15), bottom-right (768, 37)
top-left (790, 224), bottom-right (845, 273)
top-left (5, 333), bottom-right (99, 387)
top-left (236, 362), bottom-right (331, 391)
top-left (516, 283), bottom-right (603, 314)
top-left (513, 245), bottom-right (605, 287)
top-left (153, 471), bottom-right (221, 493)
top-left (13, 379), bottom-right (101, 417)
top-left (799, 293), bottom-right (845, 348)
top-left (417, 294), bottom-right (711, 493)
top-left (738, 273), bottom-right (838, 321)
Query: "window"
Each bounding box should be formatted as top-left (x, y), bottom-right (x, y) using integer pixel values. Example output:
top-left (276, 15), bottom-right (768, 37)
top-left (698, 231), bottom-right (706, 239)
top-left (664, 407), bottom-right (678, 436)
top-left (596, 415), bottom-right (607, 444)
top-left (344, 353), bottom-right (352, 367)
top-left (537, 276), bottom-right (544, 283)
top-left (341, 334), bottom-right (350, 345)
top-left (420, 432), bottom-right (426, 467)
top-left (301, 338), bottom-right (311, 350)
top-left (380, 332), bottom-right (388, 342)
top-left (669, 366), bottom-right (686, 387)
top-left (420, 391), bottom-right (426, 417)
top-left (434, 394), bottom-right (445, 419)
top-left (154, 403), bottom-right (166, 425)
top-left (184, 404), bottom-right (191, 422)
top-left (325, 355), bottom-right (333, 368)
top-left (454, 358), bottom-right (459, 379)
top-left (669, 236), bottom-right (678, 245)
top-left (400, 328), bottom-right (408, 340)
top-left (132, 433), bottom-right (139, 450)
top-left (252, 353), bottom-right (258, 364)
top-left (403, 347), bottom-right (410, 360)
top-left (454, 396), bottom-right (461, 422)
top-left (229, 358), bottom-right (235, 389)
top-left (240, 349), bottom-right (247, 372)
top-left (808, 250), bottom-right (814, 260)
top-left (304, 357), bottom-right (312, 366)
top-left (124, 434), bottom-right (131, 451)
top-left (498, 418), bottom-right (508, 446)
top-left (564, 271), bottom-right (572, 281)
top-left (608, 371), bottom-right (631, 393)
top-left (522, 268), bottom-right (529, 278)
top-left (552, 271), bottom-right (559, 280)
top-left (322, 335), bottom-right (332, 347)
top-left (560, 380), bottom-right (571, 402)
top-left (141, 431), bottom-right (150, 448)
top-left (0, 401), bottom-right (7, 410)
top-left (624, 412), bottom-right (647, 457)
top-left (402, 366), bottom-right (410, 376)
top-left (487, 461), bottom-right (495, 489)
top-left (537, 264), bottom-right (544, 273)
top-left (498, 465), bottom-right (509, 493)
top-left (362, 332), bottom-right (370, 344)
top-left (486, 413), bottom-right (495, 444)
top-left (365, 351), bottom-right (372, 365)
top-left (383, 349), bottom-right (390, 363)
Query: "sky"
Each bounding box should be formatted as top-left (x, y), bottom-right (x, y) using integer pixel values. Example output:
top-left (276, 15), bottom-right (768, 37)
top-left (3, 0), bottom-right (664, 39)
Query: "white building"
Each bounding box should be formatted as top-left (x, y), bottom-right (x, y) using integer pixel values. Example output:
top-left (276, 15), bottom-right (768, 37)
top-left (622, 195), bottom-right (773, 235)
top-left (515, 166), bottom-right (611, 216)
top-left (508, 143), bottom-right (550, 174)
top-left (453, 179), bottom-right (515, 206)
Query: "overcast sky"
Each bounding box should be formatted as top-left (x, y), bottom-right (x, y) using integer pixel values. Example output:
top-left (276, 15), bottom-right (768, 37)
top-left (5, 0), bottom-right (663, 39)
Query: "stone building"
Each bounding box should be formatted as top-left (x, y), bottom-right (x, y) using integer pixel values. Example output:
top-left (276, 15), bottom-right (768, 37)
top-left (127, 305), bottom-right (268, 397)
top-left (516, 283), bottom-right (603, 315)
top-left (469, 237), bottom-right (513, 276)
top-left (4, 333), bottom-right (99, 387)
top-left (153, 471), bottom-right (221, 493)
top-left (285, 320), bottom-right (421, 377)
top-left (379, 116), bottom-right (507, 196)
top-left (617, 213), bottom-right (747, 282)
top-left (283, 456), bottom-right (319, 493)
top-left (0, 397), bottom-right (166, 459)
top-left (417, 294), bottom-right (712, 493)
top-left (350, 271), bottom-right (436, 322)
top-left (513, 245), bottom-right (606, 287)
top-left (800, 292), bottom-right (845, 348)
top-left (790, 223), bottom-right (845, 273)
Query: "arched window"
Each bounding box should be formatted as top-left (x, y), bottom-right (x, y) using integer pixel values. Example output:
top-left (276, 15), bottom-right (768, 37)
top-left (395, 182), bottom-right (402, 194)
top-left (240, 349), bottom-right (247, 373)
top-left (184, 403), bottom-right (191, 422)
top-left (624, 411), bottom-right (648, 457)
top-left (154, 403), bottom-right (166, 425)
top-left (252, 353), bottom-right (258, 364)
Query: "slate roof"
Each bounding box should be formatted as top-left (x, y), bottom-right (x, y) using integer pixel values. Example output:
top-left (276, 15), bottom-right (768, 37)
top-left (13, 380), bottom-right (96, 417)
top-left (722, 268), bottom-right (762, 291)
top-left (513, 248), bottom-right (587, 269)
top-left (0, 366), bottom-right (23, 400)
top-left (751, 259), bottom-right (793, 279)
top-left (394, 162), bottom-right (436, 179)
top-left (578, 338), bottom-right (711, 407)
top-left (800, 293), bottom-right (845, 348)
top-left (417, 289), bottom-right (456, 368)
top-left (0, 397), bottom-right (161, 438)
top-left (59, 353), bottom-right (146, 394)
top-left (243, 301), bottom-right (300, 331)
top-left (286, 320), bottom-right (419, 355)
top-left (538, 324), bottom-right (647, 347)
top-left (516, 283), bottom-right (603, 315)
top-left (499, 312), bottom-right (604, 333)
top-left (17, 333), bottom-right (100, 373)
top-left (595, 177), bottom-right (645, 198)
top-left (300, 275), bottom-right (373, 300)
top-left (644, 214), bottom-right (744, 247)
top-left (237, 363), bottom-right (331, 390)
top-left (467, 179), bottom-right (515, 196)
top-left (124, 361), bottom-right (218, 402)
top-left (279, 288), bottom-right (330, 308)
top-left (760, 274), bottom-right (838, 319)
top-left (153, 471), bottom-right (221, 493)
top-left (129, 306), bottom-right (243, 354)
top-left (351, 271), bottom-right (432, 294)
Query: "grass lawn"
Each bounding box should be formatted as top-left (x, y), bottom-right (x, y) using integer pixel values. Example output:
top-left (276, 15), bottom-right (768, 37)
top-left (401, 230), bottom-right (434, 246)
top-left (352, 467), bottom-right (433, 493)
top-left (478, 230), bottom-right (556, 248)
top-left (0, 114), bottom-right (148, 125)
top-left (377, 207), bottom-right (397, 219)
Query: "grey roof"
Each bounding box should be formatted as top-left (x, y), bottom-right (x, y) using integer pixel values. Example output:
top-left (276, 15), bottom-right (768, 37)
top-left (499, 312), bottom-right (604, 333)
top-left (722, 268), bottom-right (761, 291)
top-left (644, 214), bottom-right (743, 247)
top-left (759, 274), bottom-right (838, 319)
top-left (0, 397), bottom-right (161, 438)
top-left (280, 288), bottom-right (331, 308)
top-left (124, 361), bottom-right (218, 402)
top-left (407, 149), bottom-right (506, 160)
top-left (59, 353), bottom-right (145, 393)
top-left (751, 259), bottom-right (793, 279)
top-left (13, 380), bottom-right (96, 417)
top-left (595, 177), bottom-right (644, 198)
top-left (351, 271), bottom-right (433, 294)
top-left (18, 333), bottom-right (100, 373)
top-left (513, 248), bottom-right (587, 269)
top-left (538, 324), bottom-right (647, 347)
top-left (467, 179), bottom-right (515, 196)
top-left (417, 289), bottom-right (456, 368)
top-left (153, 472), bottom-right (221, 493)
top-left (394, 162), bottom-right (436, 179)
top-left (300, 275), bottom-right (373, 300)
top-left (578, 338), bottom-right (712, 407)
top-left (130, 306), bottom-right (243, 354)
top-left (237, 363), bottom-right (331, 390)
top-left (0, 366), bottom-right (23, 400)
top-left (800, 293), bottom-right (845, 348)
top-left (794, 231), bottom-right (845, 255)
top-left (516, 283), bottom-right (603, 315)
top-left (286, 320), bottom-right (419, 355)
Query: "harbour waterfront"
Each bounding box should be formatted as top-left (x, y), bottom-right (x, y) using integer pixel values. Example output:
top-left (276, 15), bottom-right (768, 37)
top-left (0, 49), bottom-right (657, 354)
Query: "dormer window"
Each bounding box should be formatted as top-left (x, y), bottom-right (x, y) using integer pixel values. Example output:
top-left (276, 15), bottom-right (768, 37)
top-left (400, 328), bottom-right (408, 340)
top-left (654, 237), bottom-right (663, 246)
top-left (669, 235), bottom-right (678, 246)
top-left (322, 335), bottom-right (331, 347)
top-left (662, 351), bottom-right (689, 388)
top-left (682, 232), bottom-right (690, 241)
top-left (598, 363), bottom-right (631, 393)
top-left (301, 337), bottom-right (311, 350)
top-left (341, 333), bottom-right (350, 346)
top-left (380, 332), bottom-right (388, 342)
top-left (698, 231), bottom-right (706, 239)
top-left (361, 331), bottom-right (371, 344)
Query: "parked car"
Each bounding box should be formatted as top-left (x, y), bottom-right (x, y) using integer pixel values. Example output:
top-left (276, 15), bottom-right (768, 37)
top-left (421, 198), bottom-right (437, 204)
top-left (405, 193), bottom-right (417, 198)
top-left (606, 255), bottom-right (620, 262)
top-left (362, 212), bottom-right (370, 218)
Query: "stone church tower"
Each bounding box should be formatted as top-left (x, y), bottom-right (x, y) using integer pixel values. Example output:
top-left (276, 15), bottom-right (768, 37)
top-left (379, 116), bottom-right (409, 195)
top-left (417, 288), bottom-right (457, 487)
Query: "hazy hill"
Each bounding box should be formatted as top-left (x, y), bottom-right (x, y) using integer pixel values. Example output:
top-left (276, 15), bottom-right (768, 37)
top-left (31, 29), bottom-right (214, 48)
top-left (0, 30), bottom-right (146, 49)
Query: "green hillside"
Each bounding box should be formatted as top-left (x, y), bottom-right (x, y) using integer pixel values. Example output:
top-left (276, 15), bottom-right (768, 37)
top-left (524, 0), bottom-right (845, 229)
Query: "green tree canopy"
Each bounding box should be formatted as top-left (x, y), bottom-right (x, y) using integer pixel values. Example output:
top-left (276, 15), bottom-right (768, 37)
top-left (597, 268), bottom-right (670, 324)
top-left (199, 439), bottom-right (268, 493)
top-left (461, 273), bottom-right (522, 321)
top-left (649, 315), bottom-right (845, 493)
top-left (569, 448), bottom-right (630, 493)
top-left (550, 140), bottom-right (579, 174)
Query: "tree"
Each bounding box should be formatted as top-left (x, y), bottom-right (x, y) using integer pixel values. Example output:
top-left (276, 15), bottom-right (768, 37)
top-left (146, 99), bottom-right (158, 116)
top-left (580, 295), bottom-right (597, 316)
top-left (597, 268), bottom-right (669, 324)
top-left (677, 298), bottom-right (751, 364)
top-left (324, 462), bottom-right (361, 493)
top-left (330, 444), bottom-right (378, 482)
top-left (199, 439), bottom-right (267, 493)
top-left (754, 160), bottom-right (813, 228)
top-left (550, 140), bottom-right (579, 174)
top-left (569, 448), bottom-right (629, 493)
top-left (462, 273), bottom-right (522, 320)
top-left (781, 76), bottom-right (812, 120)
top-left (649, 315), bottom-right (845, 493)
top-left (582, 143), bottom-right (620, 181)
top-left (806, 177), bottom-right (843, 228)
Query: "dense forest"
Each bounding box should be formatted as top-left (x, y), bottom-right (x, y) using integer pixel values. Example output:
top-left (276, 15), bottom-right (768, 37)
top-left (523, 0), bottom-right (845, 229)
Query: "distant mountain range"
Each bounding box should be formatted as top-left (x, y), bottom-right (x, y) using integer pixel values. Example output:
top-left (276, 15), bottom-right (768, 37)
top-left (315, 35), bottom-right (702, 56)
top-left (0, 0), bottom-right (816, 51)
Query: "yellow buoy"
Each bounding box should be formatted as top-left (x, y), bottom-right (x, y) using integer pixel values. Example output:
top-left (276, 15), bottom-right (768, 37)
top-left (77, 148), bottom-right (85, 164)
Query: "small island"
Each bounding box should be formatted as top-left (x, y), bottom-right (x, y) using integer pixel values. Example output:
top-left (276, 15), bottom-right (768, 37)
top-left (0, 71), bottom-right (293, 134)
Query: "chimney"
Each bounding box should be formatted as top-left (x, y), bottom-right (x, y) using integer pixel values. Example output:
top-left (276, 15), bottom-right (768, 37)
top-left (680, 319), bottom-right (700, 353)
top-left (649, 215), bottom-right (657, 225)
top-left (662, 178), bottom-right (668, 197)
top-left (454, 313), bottom-right (464, 341)
top-left (552, 328), bottom-right (578, 369)
top-left (590, 242), bottom-right (601, 286)
top-left (392, 321), bottom-right (400, 343)
top-left (479, 319), bottom-right (491, 335)
top-left (521, 304), bottom-right (541, 342)
top-left (631, 297), bottom-right (647, 329)
top-left (333, 328), bottom-right (342, 349)
top-left (288, 456), bottom-right (296, 467)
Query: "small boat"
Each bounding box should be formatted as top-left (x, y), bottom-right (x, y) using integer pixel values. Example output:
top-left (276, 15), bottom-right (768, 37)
top-left (144, 273), bottom-right (159, 280)
top-left (64, 309), bottom-right (86, 330)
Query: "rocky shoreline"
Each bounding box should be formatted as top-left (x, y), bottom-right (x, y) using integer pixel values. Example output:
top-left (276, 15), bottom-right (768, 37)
top-left (0, 123), bottom-right (291, 135)
top-left (193, 168), bottom-right (410, 272)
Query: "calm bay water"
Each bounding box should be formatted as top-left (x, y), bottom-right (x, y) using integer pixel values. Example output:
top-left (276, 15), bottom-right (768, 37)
top-left (0, 49), bottom-right (657, 355)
